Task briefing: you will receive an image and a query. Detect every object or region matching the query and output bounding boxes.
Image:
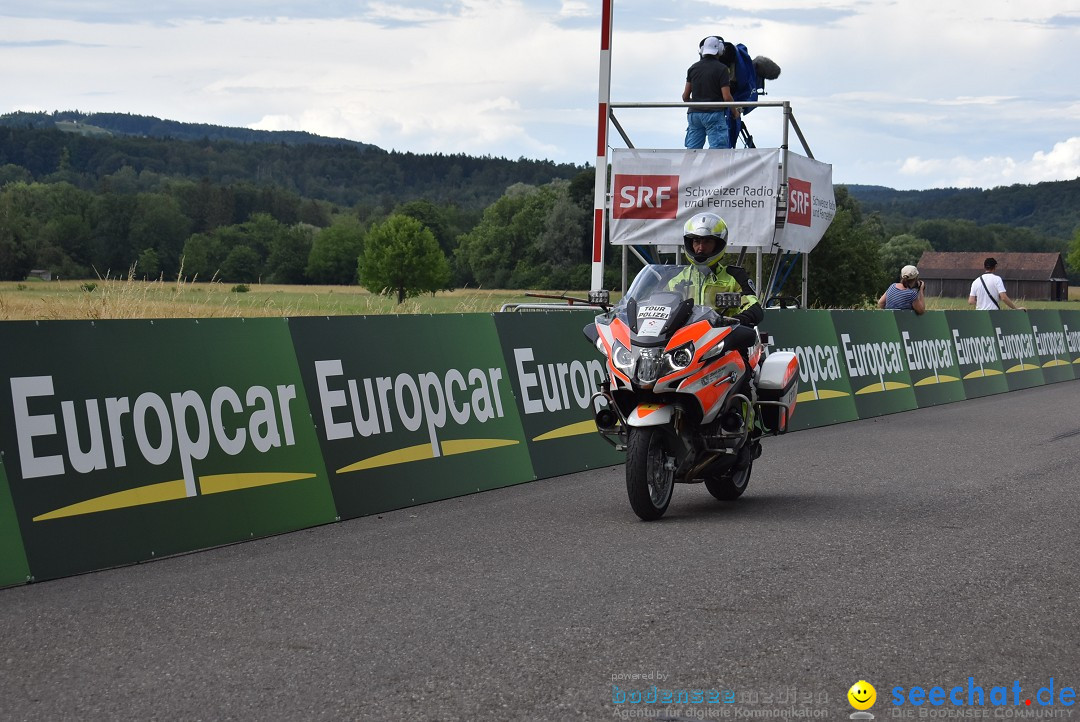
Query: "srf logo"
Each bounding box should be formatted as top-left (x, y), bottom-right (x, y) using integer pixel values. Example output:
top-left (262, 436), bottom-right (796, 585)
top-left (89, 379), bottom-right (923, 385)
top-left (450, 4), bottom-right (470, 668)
top-left (613, 174), bottom-right (679, 219)
top-left (788, 177), bottom-right (812, 227)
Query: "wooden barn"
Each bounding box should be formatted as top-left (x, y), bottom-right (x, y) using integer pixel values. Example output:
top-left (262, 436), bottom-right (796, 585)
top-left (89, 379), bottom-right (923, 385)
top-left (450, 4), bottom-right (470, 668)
top-left (915, 251), bottom-right (1069, 301)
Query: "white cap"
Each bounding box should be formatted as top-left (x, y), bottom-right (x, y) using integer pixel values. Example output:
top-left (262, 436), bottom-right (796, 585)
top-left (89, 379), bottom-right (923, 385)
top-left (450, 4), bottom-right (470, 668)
top-left (701, 37), bottom-right (722, 56)
top-left (901, 264), bottom-right (919, 279)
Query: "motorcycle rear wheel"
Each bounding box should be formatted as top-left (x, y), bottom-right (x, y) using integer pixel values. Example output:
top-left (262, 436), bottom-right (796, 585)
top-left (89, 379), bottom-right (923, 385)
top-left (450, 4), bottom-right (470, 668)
top-left (625, 427), bottom-right (675, 521)
top-left (704, 450), bottom-right (752, 501)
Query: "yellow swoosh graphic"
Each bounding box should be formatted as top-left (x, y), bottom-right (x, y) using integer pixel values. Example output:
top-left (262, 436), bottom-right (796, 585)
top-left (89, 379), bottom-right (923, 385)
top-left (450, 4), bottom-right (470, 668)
top-left (337, 438), bottom-right (519, 473)
top-left (1042, 360), bottom-right (1069, 368)
top-left (442, 439), bottom-right (519, 455)
top-left (963, 368), bottom-right (1004, 379)
top-left (796, 389), bottom-right (849, 402)
top-left (1005, 363), bottom-right (1040, 373)
top-left (913, 375), bottom-right (961, 386)
top-left (533, 420), bottom-right (597, 441)
top-left (200, 472), bottom-right (316, 494)
top-left (34, 479), bottom-right (188, 521)
top-left (855, 381), bottom-right (911, 395)
top-left (33, 472), bottom-right (320, 522)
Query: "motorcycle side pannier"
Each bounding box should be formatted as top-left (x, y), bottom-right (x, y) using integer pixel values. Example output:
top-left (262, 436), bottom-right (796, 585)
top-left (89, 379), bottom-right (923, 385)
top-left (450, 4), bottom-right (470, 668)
top-left (756, 351), bottom-right (798, 434)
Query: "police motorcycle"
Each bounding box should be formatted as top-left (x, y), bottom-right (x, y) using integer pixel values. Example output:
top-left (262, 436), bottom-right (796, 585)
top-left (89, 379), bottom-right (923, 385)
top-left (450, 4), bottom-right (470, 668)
top-left (585, 261), bottom-right (799, 521)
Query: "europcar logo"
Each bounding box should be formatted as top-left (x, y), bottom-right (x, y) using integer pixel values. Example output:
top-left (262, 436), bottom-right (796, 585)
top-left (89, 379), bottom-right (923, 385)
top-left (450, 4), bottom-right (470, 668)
top-left (314, 359), bottom-right (517, 473)
top-left (613, 174), bottom-right (679, 219)
top-left (11, 374), bottom-right (316, 521)
top-left (788, 177), bottom-right (812, 227)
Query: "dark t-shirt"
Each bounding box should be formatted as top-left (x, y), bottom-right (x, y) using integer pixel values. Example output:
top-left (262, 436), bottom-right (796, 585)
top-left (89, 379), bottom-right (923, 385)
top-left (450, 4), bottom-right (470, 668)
top-left (685, 57), bottom-right (731, 113)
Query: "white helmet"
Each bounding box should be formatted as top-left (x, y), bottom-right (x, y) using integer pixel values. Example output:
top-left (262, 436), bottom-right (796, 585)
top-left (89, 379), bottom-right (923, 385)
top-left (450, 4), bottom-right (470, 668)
top-left (682, 212), bottom-right (729, 265)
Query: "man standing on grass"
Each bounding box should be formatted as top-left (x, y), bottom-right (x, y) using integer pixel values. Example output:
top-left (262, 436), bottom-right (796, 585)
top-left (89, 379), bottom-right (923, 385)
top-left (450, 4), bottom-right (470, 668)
top-left (968, 257), bottom-right (1026, 311)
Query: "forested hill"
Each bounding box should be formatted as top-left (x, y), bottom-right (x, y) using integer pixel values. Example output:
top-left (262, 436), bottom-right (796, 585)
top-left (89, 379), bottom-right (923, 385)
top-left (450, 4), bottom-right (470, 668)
top-left (0, 111), bottom-right (586, 210)
top-left (0, 111), bottom-right (376, 151)
top-left (846, 179), bottom-right (1080, 239)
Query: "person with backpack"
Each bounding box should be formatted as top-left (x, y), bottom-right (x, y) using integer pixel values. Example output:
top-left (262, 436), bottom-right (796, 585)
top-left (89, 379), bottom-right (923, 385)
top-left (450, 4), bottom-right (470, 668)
top-left (682, 36), bottom-right (741, 149)
top-left (968, 257), bottom-right (1026, 311)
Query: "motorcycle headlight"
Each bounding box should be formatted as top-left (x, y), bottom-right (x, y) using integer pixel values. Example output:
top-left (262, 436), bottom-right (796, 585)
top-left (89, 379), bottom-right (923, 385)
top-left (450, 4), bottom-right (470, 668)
top-left (666, 343), bottom-right (695, 370)
top-left (637, 348), bottom-right (663, 385)
top-left (596, 337), bottom-right (607, 356)
top-left (612, 342), bottom-right (634, 372)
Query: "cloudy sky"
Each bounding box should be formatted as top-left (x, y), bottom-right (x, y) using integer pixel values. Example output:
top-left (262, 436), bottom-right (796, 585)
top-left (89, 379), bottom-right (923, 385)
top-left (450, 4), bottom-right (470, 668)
top-left (2, 0), bottom-right (1079, 190)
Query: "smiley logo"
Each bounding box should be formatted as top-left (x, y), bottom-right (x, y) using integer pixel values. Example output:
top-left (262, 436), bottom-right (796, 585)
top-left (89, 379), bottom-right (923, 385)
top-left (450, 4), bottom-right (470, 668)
top-left (848, 680), bottom-right (877, 710)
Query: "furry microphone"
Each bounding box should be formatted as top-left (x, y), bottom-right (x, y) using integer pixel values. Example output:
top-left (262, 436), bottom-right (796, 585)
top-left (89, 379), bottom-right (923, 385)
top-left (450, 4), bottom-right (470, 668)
top-left (753, 56), bottom-right (781, 81)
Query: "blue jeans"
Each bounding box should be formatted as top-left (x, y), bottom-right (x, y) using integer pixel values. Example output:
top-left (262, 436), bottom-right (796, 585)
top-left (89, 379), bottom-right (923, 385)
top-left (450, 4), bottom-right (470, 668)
top-left (684, 111), bottom-right (731, 149)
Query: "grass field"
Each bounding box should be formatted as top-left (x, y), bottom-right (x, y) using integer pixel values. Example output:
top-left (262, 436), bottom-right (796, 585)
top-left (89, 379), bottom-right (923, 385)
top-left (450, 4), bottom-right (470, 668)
top-left (0, 277), bottom-right (546, 320)
top-left (1, 277), bottom-right (1077, 321)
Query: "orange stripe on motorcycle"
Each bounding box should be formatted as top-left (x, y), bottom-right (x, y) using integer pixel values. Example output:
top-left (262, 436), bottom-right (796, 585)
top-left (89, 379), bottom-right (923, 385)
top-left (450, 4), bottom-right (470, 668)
top-left (628, 403), bottom-right (674, 427)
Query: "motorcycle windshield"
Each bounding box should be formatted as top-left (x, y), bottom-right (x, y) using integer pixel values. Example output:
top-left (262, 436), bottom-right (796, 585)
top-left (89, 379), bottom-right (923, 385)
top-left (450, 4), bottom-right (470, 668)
top-left (612, 265), bottom-right (720, 341)
top-left (622, 264), bottom-right (693, 305)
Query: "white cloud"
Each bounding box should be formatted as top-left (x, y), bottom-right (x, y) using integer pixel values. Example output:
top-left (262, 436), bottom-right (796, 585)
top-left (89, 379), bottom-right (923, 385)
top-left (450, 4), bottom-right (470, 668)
top-left (1, 0), bottom-right (1079, 188)
top-left (899, 137), bottom-right (1080, 188)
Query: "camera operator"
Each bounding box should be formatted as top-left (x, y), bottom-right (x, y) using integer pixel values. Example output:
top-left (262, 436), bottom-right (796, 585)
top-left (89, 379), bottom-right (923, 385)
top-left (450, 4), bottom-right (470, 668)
top-left (878, 264), bottom-right (925, 315)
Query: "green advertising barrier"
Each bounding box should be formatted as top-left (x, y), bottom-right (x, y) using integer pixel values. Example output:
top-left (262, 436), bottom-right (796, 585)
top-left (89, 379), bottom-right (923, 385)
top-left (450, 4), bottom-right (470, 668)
top-left (987, 310), bottom-right (1046, 391)
top-left (944, 311), bottom-right (1011, 399)
top-left (0, 457), bottom-right (31, 587)
top-left (288, 315), bottom-right (536, 520)
top-left (829, 311), bottom-right (918, 418)
top-left (1062, 310), bottom-right (1080, 377)
top-left (2, 308), bottom-right (1077, 587)
top-left (1028, 310), bottom-right (1079, 383)
top-left (493, 311), bottom-right (625, 478)
top-left (891, 311), bottom-right (967, 407)
top-left (0, 318), bottom-right (338, 582)
top-left (760, 310), bottom-right (859, 431)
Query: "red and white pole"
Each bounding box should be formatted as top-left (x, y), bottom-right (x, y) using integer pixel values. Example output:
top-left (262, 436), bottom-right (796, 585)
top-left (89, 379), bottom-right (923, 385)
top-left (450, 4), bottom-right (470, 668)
top-left (590, 0), bottom-right (614, 292)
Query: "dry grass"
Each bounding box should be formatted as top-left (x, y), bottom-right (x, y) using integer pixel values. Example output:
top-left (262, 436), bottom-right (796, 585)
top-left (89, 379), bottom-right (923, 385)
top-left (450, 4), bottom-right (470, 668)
top-left (3, 272), bottom-right (1076, 321)
top-left (924, 292), bottom-right (1080, 311)
top-left (0, 273), bottom-right (548, 321)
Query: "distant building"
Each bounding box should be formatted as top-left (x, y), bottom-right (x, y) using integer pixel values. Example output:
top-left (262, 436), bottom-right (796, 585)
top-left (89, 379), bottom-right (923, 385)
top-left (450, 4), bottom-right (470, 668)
top-left (916, 251), bottom-right (1069, 301)
top-left (27, 269), bottom-right (52, 281)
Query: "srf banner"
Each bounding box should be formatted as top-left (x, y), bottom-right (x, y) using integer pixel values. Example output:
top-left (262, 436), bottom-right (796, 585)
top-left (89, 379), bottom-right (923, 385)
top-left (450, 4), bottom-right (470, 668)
top-left (776, 153), bottom-right (835, 253)
top-left (609, 148), bottom-right (780, 249)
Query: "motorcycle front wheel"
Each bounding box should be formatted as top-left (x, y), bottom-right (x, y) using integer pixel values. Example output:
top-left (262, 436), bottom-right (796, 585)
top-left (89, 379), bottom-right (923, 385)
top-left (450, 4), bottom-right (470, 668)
top-left (704, 446), bottom-right (753, 501)
top-left (625, 427), bottom-right (675, 521)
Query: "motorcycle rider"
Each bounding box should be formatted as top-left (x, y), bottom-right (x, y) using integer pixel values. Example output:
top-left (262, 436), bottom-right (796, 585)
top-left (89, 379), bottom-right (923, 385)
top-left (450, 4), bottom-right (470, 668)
top-left (673, 212), bottom-right (763, 326)
top-left (674, 212), bottom-right (765, 463)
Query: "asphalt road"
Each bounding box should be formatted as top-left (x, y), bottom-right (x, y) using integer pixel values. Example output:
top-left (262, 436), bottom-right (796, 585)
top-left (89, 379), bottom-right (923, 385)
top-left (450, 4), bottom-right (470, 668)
top-left (2, 382), bottom-right (1079, 722)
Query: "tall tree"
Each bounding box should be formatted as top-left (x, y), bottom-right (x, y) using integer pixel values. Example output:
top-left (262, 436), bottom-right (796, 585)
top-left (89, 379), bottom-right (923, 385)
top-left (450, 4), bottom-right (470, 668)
top-left (358, 214), bottom-right (451, 303)
top-left (1067, 226), bottom-right (1080, 277)
top-left (880, 233), bottom-right (933, 279)
top-left (307, 215), bottom-right (365, 285)
top-left (806, 188), bottom-right (887, 307)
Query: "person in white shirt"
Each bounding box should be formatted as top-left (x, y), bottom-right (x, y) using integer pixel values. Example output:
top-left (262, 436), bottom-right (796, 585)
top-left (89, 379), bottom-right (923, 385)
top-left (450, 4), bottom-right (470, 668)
top-left (968, 257), bottom-right (1025, 311)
